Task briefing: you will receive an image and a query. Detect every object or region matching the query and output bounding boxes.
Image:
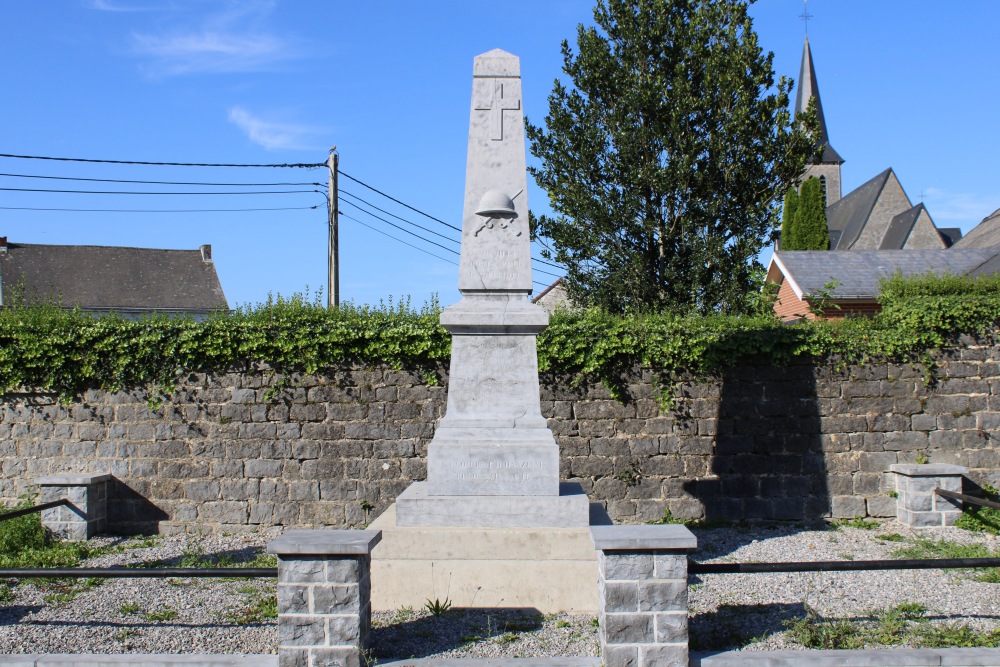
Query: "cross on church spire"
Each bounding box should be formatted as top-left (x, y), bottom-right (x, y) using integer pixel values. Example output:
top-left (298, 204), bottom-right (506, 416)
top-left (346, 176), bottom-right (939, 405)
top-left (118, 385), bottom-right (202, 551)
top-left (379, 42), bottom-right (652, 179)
top-left (800, 0), bottom-right (813, 34)
top-left (475, 81), bottom-right (521, 142)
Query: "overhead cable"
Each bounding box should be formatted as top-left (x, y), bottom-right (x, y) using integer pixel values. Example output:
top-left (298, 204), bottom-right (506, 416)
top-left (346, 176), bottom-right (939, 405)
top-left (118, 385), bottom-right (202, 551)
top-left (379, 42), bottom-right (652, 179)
top-left (339, 212), bottom-right (458, 265)
top-left (340, 189), bottom-right (459, 245)
top-left (338, 169), bottom-right (462, 232)
top-left (0, 153), bottom-right (324, 168)
top-left (0, 187), bottom-right (320, 196)
top-left (338, 200), bottom-right (460, 255)
top-left (0, 172), bottom-right (323, 187)
top-left (0, 206), bottom-right (319, 213)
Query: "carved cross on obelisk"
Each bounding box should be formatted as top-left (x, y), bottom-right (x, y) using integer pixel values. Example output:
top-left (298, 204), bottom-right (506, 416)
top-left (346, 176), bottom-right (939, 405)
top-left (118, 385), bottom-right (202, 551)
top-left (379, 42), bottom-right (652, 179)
top-left (475, 80), bottom-right (521, 141)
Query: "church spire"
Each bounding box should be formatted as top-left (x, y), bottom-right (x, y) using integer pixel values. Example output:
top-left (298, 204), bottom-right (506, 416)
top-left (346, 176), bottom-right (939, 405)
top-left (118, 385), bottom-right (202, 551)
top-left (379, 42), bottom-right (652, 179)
top-left (796, 36), bottom-right (843, 165)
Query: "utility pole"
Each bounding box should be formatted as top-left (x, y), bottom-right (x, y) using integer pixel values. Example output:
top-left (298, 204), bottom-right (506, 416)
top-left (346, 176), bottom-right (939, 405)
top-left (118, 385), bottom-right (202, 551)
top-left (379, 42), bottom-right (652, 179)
top-left (327, 147), bottom-right (340, 308)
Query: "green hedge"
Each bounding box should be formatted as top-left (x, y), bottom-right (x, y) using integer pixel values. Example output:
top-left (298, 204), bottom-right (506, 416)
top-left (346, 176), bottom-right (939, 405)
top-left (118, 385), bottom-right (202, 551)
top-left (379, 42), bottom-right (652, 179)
top-left (1, 274), bottom-right (999, 401)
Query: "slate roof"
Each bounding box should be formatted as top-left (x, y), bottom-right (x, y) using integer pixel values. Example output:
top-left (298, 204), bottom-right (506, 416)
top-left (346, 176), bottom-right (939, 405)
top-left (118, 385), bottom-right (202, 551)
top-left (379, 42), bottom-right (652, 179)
top-left (937, 228), bottom-right (963, 248)
top-left (879, 203), bottom-right (926, 250)
top-left (771, 248), bottom-right (1000, 300)
top-left (826, 168), bottom-right (892, 250)
top-left (796, 36), bottom-right (843, 165)
top-left (0, 241), bottom-right (228, 312)
top-left (953, 207), bottom-right (1000, 249)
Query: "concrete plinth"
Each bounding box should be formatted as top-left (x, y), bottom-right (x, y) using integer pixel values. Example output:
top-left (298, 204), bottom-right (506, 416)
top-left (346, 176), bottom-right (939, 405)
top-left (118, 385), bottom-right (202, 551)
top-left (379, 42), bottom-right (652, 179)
top-left (395, 482), bottom-right (591, 528)
top-left (368, 504), bottom-right (599, 613)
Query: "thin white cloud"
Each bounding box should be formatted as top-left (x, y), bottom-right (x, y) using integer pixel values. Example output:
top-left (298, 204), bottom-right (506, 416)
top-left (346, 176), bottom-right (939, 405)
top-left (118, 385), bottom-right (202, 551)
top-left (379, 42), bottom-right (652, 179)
top-left (922, 188), bottom-right (1000, 228)
top-left (131, 1), bottom-right (296, 75)
top-left (87, 0), bottom-right (160, 11)
top-left (228, 107), bottom-right (321, 151)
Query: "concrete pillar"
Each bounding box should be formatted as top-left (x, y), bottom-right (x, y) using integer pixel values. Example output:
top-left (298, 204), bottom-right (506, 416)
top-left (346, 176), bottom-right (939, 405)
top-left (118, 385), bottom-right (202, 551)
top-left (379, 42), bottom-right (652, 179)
top-left (592, 524), bottom-right (697, 667)
top-left (268, 530), bottom-right (381, 667)
top-left (35, 473), bottom-right (111, 540)
top-left (890, 464), bottom-right (968, 528)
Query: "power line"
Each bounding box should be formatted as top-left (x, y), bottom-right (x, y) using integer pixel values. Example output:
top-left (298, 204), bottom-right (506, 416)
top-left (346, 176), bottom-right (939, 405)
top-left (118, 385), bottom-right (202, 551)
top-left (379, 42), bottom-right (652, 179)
top-left (338, 169), bottom-right (462, 232)
top-left (0, 186), bottom-right (320, 196)
top-left (340, 188), bottom-right (460, 246)
top-left (0, 153), bottom-right (324, 168)
top-left (338, 200), bottom-right (460, 256)
top-left (0, 206), bottom-right (319, 213)
top-left (0, 172), bottom-right (323, 188)
top-left (340, 212), bottom-right (458, 266)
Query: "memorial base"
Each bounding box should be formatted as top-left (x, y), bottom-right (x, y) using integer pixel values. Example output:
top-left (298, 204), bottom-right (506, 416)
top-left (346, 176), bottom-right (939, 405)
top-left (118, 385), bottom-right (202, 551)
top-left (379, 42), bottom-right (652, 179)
top-left (396, 481), bottom-right (590, 527)
top-left (368, 497), bottom-right (600, 613)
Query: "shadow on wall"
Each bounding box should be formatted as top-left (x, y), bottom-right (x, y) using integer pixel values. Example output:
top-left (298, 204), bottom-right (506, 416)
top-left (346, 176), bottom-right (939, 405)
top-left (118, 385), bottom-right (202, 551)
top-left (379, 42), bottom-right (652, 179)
top-left (684, 358), bottom-right (829, 531)
top-left (108, 479), bottom-right (168, 535)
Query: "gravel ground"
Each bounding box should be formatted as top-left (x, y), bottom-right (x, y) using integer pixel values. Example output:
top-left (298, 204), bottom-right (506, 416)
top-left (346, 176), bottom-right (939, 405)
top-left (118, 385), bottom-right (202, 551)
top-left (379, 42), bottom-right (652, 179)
top-left (0, 521), bottom-right (997, 658)
top-left (689, 522), bottom-right (1000, 651)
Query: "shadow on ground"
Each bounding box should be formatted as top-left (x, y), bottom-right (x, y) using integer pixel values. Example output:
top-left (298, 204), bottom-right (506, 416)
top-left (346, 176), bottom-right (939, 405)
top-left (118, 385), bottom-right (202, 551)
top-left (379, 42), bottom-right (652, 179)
top-left (372, 607), bottom-right (544, 661)
top-left (689, 602), bottom-right (808, 651)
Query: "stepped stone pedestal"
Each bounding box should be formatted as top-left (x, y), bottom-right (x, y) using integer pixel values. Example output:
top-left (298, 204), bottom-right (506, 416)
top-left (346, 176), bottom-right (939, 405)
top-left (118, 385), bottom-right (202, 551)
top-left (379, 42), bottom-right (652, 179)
top-left (369, 49), bottom-right (598, 613)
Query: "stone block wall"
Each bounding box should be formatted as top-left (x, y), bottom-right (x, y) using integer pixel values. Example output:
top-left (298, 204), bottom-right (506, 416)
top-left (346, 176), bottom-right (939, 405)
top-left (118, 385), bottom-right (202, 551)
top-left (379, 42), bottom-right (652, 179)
top-left (1, 343), bottom-right (999, 534)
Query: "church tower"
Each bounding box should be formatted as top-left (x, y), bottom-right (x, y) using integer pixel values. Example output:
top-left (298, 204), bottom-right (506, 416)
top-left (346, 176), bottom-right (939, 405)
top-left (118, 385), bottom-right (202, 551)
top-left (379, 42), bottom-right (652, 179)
top-left (796, 36), bottom-right (844, 205)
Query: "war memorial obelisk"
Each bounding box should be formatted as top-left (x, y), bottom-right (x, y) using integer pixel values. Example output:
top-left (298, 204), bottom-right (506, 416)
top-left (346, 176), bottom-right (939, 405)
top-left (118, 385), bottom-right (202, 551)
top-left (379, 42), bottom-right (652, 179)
top-left (369, 49), bottom-right (597, 612)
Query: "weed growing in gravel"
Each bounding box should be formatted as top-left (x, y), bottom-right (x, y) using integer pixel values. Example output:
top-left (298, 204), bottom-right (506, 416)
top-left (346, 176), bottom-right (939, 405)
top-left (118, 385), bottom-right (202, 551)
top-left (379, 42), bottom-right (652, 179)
top-left (42, 578), bottom-right (102, 605)
top-left (786, 602), bottom-right (1000, 649)
top-left (144, 607), bottom-right (178, 622)
top-left (227, 594), bottom-right (277, 624)
top-left (830, 517), bottom-right (880, 530)
top-left (395, 605), bottom-right (414, 622)
top-left (918, 623), bottom-right (1000, 648)
top-left (424, 597), bottom-right (452, 616)
top-left (893, 537), bottom-right (1000, 582)
top-left (118, 602), bottom-right (141, 615)
top-left (878, 533), bottom-right (906, 542)
top-left (114, 629), bottom-right (138, 642)
top-left (0, 584), bottom-right (14, 604)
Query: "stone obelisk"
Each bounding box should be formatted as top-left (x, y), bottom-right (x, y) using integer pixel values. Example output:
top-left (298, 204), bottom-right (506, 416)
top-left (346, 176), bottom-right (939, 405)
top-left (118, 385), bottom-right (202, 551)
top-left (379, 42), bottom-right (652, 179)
top-left (393, 48), bottom-right (589, 527)
top-left (369, 51), bottom-right (597, 612)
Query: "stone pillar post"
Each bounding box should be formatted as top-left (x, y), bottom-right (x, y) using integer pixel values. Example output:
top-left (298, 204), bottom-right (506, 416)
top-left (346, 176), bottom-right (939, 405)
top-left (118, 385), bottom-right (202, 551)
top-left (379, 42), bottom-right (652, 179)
top-left (890, 464), bottom-right (968, 528)
top-left (592, 524), bottom-right (697, 667)
top-left (35, 473), bottom-right (111, 540)
top-left (268, 529), bottom-right (381, 667)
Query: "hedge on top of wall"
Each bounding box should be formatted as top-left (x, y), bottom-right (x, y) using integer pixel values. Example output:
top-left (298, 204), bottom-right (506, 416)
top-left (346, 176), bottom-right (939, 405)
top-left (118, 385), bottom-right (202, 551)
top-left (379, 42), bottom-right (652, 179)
top-left (1, 274), bottom-right (999, 401)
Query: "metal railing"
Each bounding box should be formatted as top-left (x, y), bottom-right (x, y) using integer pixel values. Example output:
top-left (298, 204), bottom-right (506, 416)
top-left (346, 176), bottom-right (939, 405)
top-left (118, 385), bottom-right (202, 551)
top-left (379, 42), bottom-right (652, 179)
top-left (0, 567), bottom-right (276, 578)
top-left (0, 498), bottom-right (70, 522)
top-left (936, 487), bottom-right (1000, 511)
top-left (689, 557), bottom-right (1000, 574)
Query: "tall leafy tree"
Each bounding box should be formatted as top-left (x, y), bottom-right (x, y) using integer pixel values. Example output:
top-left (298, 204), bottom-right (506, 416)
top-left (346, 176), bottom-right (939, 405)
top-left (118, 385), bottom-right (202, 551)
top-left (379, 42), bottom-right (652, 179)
top-left (526, 0), bottom-right (817, 314)
top-left (793, 176), bottom-right (829, 250)
top-left (780, 188), bottom-right (800, 250)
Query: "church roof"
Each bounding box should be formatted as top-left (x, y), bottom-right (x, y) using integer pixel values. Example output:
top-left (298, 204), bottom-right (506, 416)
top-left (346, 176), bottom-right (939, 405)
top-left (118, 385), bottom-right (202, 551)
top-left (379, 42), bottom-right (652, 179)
top-left (771, 248), bottom-right (1000, 300)
top-left (879, 203), bottom-right (927, 250)
top-left (796, 36), bottom-right (843, 165)
top-left (952, 207), bottom-right (1000, 249)
top-left (826, 168), bottom-right (893, 250)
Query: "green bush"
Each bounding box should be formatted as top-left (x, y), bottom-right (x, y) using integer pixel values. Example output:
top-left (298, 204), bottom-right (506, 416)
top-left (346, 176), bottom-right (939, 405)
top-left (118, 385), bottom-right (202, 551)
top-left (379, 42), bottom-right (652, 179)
top-left (0, 498), bottom-right (96, 568)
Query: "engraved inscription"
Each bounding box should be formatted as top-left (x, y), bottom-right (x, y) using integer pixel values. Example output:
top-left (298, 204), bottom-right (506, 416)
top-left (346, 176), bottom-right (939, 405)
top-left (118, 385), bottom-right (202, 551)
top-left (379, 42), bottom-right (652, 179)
top-left (445, 460), bottom-right (545, 482)
top-left (474, 81), bottom-right (521, 141)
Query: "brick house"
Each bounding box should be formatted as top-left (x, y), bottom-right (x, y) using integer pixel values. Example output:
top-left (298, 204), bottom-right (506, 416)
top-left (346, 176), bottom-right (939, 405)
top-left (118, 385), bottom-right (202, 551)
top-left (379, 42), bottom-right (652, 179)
top-left (766, 247), bottom-right (1000, 321)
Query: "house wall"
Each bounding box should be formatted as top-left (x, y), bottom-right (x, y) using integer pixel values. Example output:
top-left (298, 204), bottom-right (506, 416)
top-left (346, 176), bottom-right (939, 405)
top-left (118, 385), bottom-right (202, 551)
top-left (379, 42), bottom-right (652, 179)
top-left (4, 347), bottom-right (998, 534)
top-left (773, 279), bottom-right (812, 321)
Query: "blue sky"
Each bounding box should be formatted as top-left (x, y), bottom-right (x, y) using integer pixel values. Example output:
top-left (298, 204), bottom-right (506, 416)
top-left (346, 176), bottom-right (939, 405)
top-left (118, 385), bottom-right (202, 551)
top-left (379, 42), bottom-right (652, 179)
top-left (2, 1), bottom-right (999, 309)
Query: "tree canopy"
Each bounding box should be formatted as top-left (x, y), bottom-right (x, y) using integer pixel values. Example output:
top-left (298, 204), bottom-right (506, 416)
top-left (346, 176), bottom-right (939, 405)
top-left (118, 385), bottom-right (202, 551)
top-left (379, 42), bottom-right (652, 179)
top-left (526, 0), bottom-right (817, 315)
